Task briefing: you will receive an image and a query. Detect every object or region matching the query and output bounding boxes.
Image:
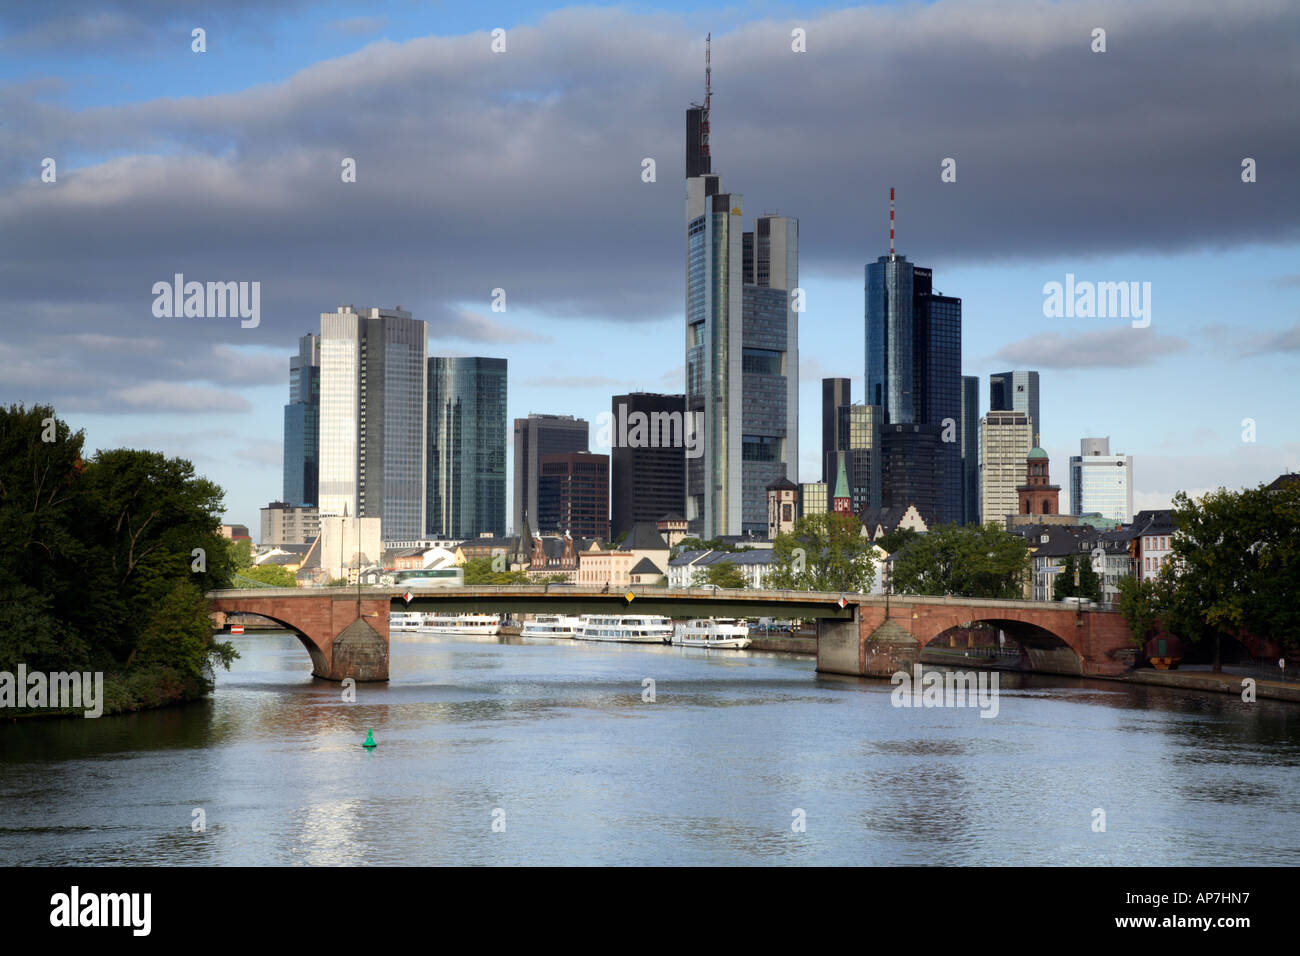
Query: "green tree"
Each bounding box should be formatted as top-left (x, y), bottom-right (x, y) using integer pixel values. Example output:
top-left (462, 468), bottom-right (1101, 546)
top-left (240, 563), bottom-right (297, 588)
top-left (1076, 554), bottom-right (1102, 602)
top-left (693, 561), bottom-right (747, 589)
top-left (462, 556), bottom-right (530, 585)
top-left (1052, 552), bottom-right (1103, 602)
top-left (1117, 575), bottom-right (1163, 649)
top-left (875, 526), bottom-right (919, 556)
top-left (768, 512), bottom-right (875, 593)
top-left (890, 523), bottom-right (1027, 599)
top-left (1052, 555), bottom-right (1078, 601)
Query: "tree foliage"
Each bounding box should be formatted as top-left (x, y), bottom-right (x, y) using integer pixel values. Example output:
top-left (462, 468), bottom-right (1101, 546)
top-left (461, 556), bottom-right (530, 585)
top-left (767, 512), bottom-right (876, 593)
top-left (240, 563), bottom-right (298, 588)
top-left (692, 561), bottom-right (747, 589)
top-left (1052, 554), bottom-right (1102, 602)
top-left (874, 526), bottom-right (919, 556)
top-left (889, 522), bottom-right (1027, 599)
top-left (0, 404), bottom-right (238, 699)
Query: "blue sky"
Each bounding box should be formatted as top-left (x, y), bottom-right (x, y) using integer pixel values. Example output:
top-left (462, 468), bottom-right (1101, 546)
top-left (2, 0), bottom-right (1297, 535)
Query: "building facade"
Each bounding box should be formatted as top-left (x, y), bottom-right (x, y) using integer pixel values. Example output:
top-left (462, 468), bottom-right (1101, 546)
top-left (989, 370), bottom-right (1041, 443)
top-left (537, 451), bottom-right (609, 540)
top-left (1016, 445), bottom-right (1061, 517)
top-left (260, 501), bottom-right (320, 548)
top-left (1069, 437), bottom-right (1134, 524)
top-left (283, 332), bottom-right (320, 507)
top-left (864, 254), bottom-right (962, 525)
top-left (426, 356), bottom-right (507, 539)
top-left (609, 392), bottom-right (686, 539)
top-left (318, 305), bottom-right (427, 543)
top-left (880, 422), bottom-right (945, 524)
top-left (837, 402), bottom-right (883, 516)
top-left (685, 72), bottom-right (798, 539)
top-left (821, 377), bottom-right (851, 483)
top-left (799, 481), bottom-right (827, 518)
top-left (513, 413), bottom-right (588, 535)
top-left (979, 410), bottom-right (1033, 528)
top-left (961, 374), bottom-right (979, 526)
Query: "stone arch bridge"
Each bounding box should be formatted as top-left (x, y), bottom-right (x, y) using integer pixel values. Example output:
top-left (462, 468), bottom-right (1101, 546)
top-left (206, 587), bottom-right (1134, 682)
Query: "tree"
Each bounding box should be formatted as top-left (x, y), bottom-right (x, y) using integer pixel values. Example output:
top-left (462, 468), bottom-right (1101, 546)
top-left (889, 522), bottom-right (1027, 599)
top-left (1052, 555), bottom-right (1078, 601)
top-left (875, 526), bottom-right (919, 556)
top-left (1052, 552), bottom-right (1103, 602)
top-left (1076, 555), bottom-right (1103, 602)
top-left (462, 556), bottom-right (530, 585)
top-left (1117, 575), bottom-right (1163, 649)
top-left (693, 561), bottom-right (747, 589)
top-left (240, 563), bottom-right (297, 588)
top-left (767, 512), bottom-right (876, 593)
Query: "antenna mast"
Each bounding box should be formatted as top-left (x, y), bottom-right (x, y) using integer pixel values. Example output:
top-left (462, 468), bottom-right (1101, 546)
top-left (889, 186), bottom-right (895, 259)
top-left (702, 33), bottom-right (711, 161)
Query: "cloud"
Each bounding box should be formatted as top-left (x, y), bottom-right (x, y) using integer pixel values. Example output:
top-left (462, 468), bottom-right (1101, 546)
top-left (1276, 275), bottom-right (1300, 287)
top-left (1239, 323), bottom-right (1300, 356)
top-left (992, 327), bottom-right (1189, 369)
top-left (113, 382), bottom-right (251, 413)
top-left (328, 16), bottom-right (388, 37)
top-left (523, 375), bottom-right (628, 389)
top-left (434, 309), bottom-right (550, 344)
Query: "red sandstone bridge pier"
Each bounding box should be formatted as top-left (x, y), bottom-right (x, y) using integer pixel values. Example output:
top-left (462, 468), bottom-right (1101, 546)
top-left (206, 586), bottom-right (1135, 683)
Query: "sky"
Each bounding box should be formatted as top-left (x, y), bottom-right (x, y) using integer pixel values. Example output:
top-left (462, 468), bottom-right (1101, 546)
top-left (2, 0), bottom-right (1298, 536)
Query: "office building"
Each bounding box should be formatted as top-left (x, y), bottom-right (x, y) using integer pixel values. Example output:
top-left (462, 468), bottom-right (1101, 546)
top-left (283, 332), bottom-right (320, 507)
top-left (879, 422), bottom-right (945, 524)
top-left (1069, 437), bottom-right (1134, 524)
top-left (961, 375), bottom-right (979, 525)
top-left (989, 371), bottom-right (1041, 443)
top-left (799, 482), bottom-right (827, 518)
top-left (837, 402), bottom-right (883, 516)
top-left (685, 39), bottom-right (799, 538)
top-left (979, 410), bottom-right (1033, 527)
top-left (427, 356), bottom-right (507, 539)
top-left (864, 235), bottom-right (962, 525)
top-left (822, 377), bottom-right (851, 483)
top-left (609, 392), bottom-right (686, 539)
top-left (318, 305), bottom-right (427, 543)
top-left (260, 501), bottom-right (320, 548)
top-left (513, 414), bottom-right (589, 534)
top-left (537, 451), bottom-right (610, 540)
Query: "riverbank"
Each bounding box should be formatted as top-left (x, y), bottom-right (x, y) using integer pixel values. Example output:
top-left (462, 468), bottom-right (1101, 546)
top-left (2, 665), bottom-right (216, 721)
top-left (747, 634), bottom-right (816, 654)
top-left (1114, 667), bottom-right (1300, 702)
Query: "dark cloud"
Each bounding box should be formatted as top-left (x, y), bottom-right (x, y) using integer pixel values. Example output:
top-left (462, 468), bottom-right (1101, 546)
top-left (1, 0), bottom-right (1296, 417)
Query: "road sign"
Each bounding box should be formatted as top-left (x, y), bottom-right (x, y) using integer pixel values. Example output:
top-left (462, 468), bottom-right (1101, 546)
top-left (230, 625), bottom-right (244, 634)
top-left (837, 596), bottom-right (848, 608)
top-left (403, 591), bottom-right (412, 603)
top-left (625, 591), bottom-right (636, 602)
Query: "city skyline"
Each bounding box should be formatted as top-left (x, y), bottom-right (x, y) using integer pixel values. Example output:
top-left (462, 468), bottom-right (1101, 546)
top-left (3, 2), bottom-right (1298, 535)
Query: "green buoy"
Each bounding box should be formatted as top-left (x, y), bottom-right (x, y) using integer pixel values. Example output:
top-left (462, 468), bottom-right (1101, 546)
top-left (362, 728), bottom-right (377, 749)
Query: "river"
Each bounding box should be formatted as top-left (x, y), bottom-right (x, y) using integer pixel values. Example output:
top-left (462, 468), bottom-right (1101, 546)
top-left (2, 630), bottom-right (1297, 866)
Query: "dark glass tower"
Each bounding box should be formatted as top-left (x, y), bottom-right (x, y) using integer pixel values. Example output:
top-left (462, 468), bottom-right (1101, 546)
top-left (538, 452), bottom-right (609, 540)
top-left (837, 403), bottom-right (883, 515)
top-left (610, 392), bottom-right (686, 539)
top-left (879, 422), bottom-right (945, 522)
top-left (821, 377), bottom-right (851, 484)
top-left (427, 356), bottom-right (507, 538)
top-left (865, 255), bottom-right (962, 525)
top-left (513, 414), bottom-right (588, 534)
top-left (989, 370), bottom-right (1041, 443)
top-left (283, 332), bottom-right (320, 507)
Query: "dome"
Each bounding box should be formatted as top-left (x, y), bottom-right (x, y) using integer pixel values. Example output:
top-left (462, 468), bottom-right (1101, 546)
top-left (1027, 446), bottom-right (1048, 459)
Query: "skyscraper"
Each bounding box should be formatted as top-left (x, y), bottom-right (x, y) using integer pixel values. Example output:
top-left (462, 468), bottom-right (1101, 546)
top-left (960, 375), bottom-right (979, 525)
top-left (837, 402), bottom-right (883, 515)
top-left (513, 413), bottom-right (588, 533)
top-left (685, 38), bottom-right (798, 538)
top-left (609, 392), bottom-right (686, 539)
top-left (538, 452), bottom-right (609, 540)
top-left (318, 305), bottom-right (427, 542)
top-left (427, 356), bottom-right (507, 539)
top-left (880, 422), bottom-right (945, 523)
top-left (989, 371), bottom-right (1041, 443)
top-left (283, 332), bottom-right (319, 507)
top-left (821, 377), bottom-right (851, 483)
top-left (979, 410), bottom-right (1033, 527)
top-left (864, 199), bottom-right (962, 525)
top-left (1069, 437), bottom-right (1133, 524)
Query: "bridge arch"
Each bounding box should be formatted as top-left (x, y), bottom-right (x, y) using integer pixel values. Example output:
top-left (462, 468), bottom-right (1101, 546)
top-left (923, 617), bottom-right (1085, 675)
top-left (210, 609), bottom-right (331, 675)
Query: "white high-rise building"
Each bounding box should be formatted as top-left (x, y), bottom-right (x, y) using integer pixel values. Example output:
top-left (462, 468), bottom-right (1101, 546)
top-left (1070, 437), bottom-right (1133, 525)
top-left (979, 410), bottom-right (1032, 526)
top-left (318, 305), bottom-right (427, 543)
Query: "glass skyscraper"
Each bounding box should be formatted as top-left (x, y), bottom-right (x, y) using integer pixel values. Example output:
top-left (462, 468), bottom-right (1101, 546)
top-left (1069, 437), bottom-right (1133, 524)
top-left (865, 255), bottom-right (962, 525)
top-left (318, 305), bottom-right (427, 543)
top-left (837, 403), bottom-right (883, 515)
top-left (685, 69), bottom-right (798, 539)
top-left (283, 332), bottom-right (319, 507)
top-left (427, 356), bottom-right (507, 538)
top-left (961, 375), bottom-right (979, 525)
top-left (513, 413), bottom-right (588, 534)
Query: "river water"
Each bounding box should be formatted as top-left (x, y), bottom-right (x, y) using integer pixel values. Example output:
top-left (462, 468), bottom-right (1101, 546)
top-left (2, 630), bottom-right (1297, 866)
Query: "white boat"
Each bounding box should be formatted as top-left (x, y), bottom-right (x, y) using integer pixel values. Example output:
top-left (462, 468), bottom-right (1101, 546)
top-left (389, 611), bottom-right (425, 631)
top-left (422, 613), bottom-right (502, 635)
top-left (520, 614), bottom-right (583, 638)
top-left (576, 615), bottom-right (674, 644)
top-left (674, 618), bottom-right (751, 649)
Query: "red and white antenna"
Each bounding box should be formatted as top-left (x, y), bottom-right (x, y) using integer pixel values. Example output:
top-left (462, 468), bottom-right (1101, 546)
top-left (889, 186), bottom-right (895, 259)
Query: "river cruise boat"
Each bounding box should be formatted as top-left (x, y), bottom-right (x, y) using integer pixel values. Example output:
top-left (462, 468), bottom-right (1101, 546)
top-left (390, 611), bottom-right (425, 631)
top-left (575, 615), bottom-right (674, 644)
top-left (520, 614), bottom-right (583, 638)
top-left (673, 618), bottom-right (751, 649)
top-left (422, 613), bottom-right (502, 635)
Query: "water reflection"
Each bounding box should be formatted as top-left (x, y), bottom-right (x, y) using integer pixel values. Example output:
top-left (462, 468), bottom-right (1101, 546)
top-left (1, 629), bottom-right (1298, 866)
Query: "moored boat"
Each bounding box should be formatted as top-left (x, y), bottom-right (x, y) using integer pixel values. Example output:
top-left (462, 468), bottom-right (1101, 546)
top-left (520, 614), bottom-right (583, 638)
top-left (575, 614), bottom-right (674, 644)
top-left (673, 618), bottom-right (751, 649)
top-left (422, 613), bottom-right (502, 635)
